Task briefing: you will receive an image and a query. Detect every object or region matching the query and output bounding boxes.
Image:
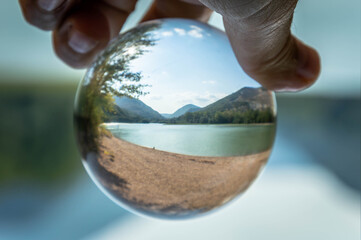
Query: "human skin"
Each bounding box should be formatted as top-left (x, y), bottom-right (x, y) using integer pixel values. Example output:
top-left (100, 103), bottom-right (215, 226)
top-left (19, 0), bottom-right (320, 92)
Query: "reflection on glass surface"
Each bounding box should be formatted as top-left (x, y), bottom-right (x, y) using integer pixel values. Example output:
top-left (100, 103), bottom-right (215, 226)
top-left (74, 19), bottom-right (276, 219)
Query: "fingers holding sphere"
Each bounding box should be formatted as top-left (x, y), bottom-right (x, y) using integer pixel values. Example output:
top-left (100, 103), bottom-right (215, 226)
top-left (20, 0), bottom-right (320, 90)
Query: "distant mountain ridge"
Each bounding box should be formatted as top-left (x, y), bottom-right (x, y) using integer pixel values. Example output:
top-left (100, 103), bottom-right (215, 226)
top-left (103, 87), bottom-right (274, 124)
top-left (162, 104), bottom-right (200, 118)
top-left (170, 87), bottom-right (274, 124)
top-left (114, 96), bottom-right (164, 120)
top-left (102, 96), bottom-right (164, 123)
top-left (202, 87), bottom-right (271, 113)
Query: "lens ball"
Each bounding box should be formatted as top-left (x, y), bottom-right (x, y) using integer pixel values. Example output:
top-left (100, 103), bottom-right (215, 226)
top-left (74, 19), bottom-right (276, 219)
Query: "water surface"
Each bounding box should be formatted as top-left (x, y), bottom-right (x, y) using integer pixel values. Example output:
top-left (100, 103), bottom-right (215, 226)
top-left (105, 123), bottom-right (276, 157)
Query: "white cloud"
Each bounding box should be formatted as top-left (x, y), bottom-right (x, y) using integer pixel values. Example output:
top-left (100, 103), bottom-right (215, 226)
top-left (161, 31), bottom-right (174, 37)
top-left (188, 29), bottom-right (203, 38)
top-left (190, 25), bottom-right (203, 31)
top-left (174, 28), bottom-right (186, 36)
top-left (141, 91), bottom-right (227, 114)
top-left (174, 91), bottom-right (226, 107)
top-left (149, 95), bottom-right (163, 101)
top-left (201, 80), bottom-right (216, 85)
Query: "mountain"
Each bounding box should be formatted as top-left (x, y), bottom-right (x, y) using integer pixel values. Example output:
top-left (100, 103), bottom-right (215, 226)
top-left (162, 104), bottom-right (200, 118)
top-left (161, 113), bottom-right (172, 118)
top-left (102, 96), bottom-right (164, 123)
top-left (170, 87), bottom-right (275, 124)
top-left (114, 96), bottom-right (164, 120)
top-left (102, 104), bottom-right (146, 123)
top-left (202, 87), bottom-right (272, 113)
top-left (103, 87), bottom-right (274, 124)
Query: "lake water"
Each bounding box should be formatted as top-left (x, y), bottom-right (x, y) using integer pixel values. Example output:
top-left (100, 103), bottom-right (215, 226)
top-left (103, 123), bottom-right (276, 157)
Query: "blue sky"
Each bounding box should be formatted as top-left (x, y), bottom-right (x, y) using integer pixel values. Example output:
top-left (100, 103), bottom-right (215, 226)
top-left (123, 19), bottom-right (260, 113)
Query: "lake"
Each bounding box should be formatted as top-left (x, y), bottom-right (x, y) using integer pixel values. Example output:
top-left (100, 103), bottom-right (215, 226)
top-left (103, 123), bottom-right (276, 157)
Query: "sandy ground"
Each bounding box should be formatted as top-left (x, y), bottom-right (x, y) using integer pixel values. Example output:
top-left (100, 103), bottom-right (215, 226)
top-left (86, 135), bottom-right (271, 218)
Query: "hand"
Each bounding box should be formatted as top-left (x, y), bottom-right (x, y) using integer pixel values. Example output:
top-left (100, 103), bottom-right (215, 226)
top-left (19, 0), bottom-right (320, 92)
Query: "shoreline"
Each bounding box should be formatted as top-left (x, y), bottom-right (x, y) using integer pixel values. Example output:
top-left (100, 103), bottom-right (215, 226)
top-left (101, 122), bottom-right (276, 126)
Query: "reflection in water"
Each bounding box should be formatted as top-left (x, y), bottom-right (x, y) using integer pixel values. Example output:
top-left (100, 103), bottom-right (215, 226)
top-left (74, 19), bottom-right (276, 219)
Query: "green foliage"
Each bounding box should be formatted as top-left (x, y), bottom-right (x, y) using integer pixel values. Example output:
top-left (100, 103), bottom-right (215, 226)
top-left (102, 104), bottom-right (152, 123)
top-left (165, 108), bottom-right (275, 124)
top-left (75, 23), bottom-right (161, 153)
top-left (92, 23), bottom-right (160, 99)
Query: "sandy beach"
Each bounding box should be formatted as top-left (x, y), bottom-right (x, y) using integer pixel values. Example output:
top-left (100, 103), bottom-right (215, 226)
top-left (86, 134), bottom-right (271, 218)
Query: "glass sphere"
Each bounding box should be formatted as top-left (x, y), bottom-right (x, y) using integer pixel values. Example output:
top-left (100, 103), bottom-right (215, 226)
top-left (74, 19), bottom-right (276, 219)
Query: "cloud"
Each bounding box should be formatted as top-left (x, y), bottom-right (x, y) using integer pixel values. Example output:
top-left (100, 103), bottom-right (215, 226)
top-left (174, 28), bottom-right (186, 36)
top-left (158, 25), bottom-right (208, 39)
top-left (188, 29), bottom-right (203, 38)
top-left (188, 25), bottom-right (205, 38)
top-left (173, 91), bottom-right (226, 107)
top-left (190, 25), bottom-right (203, 31)
top-left (201, 80), bottom-right (216, 85)
top-left (161, 31), bottom-right (174, 37)
top-left (195, 93), bottom-right (224, 104)
top-left (141, 91), bottom-right (227, 114)
top-left (149, 95), bottom-right (163, 101)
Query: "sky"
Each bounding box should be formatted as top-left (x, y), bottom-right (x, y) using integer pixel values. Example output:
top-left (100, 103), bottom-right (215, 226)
top-left (0, 0), bottom-right (360, 97)
top-left (123, 19), bottom-right (260, 113)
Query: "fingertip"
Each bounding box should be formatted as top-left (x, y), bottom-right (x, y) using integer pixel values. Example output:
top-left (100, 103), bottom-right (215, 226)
top-left (67, 29), bottom-right (99, 54)
top-left (52, 7), bottom-right (110, 68)
top-left (263, 40), bottom-right (321, 93)
top-left (295, 40), bottom-right (321, 89)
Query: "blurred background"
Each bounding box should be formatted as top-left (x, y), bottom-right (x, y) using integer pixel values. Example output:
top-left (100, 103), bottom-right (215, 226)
top-left (0, 0), bottom-right (359, 239)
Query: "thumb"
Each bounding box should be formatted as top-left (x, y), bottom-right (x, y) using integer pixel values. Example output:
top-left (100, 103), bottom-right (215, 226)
top-left (221, 2), bottom-right (320, 92)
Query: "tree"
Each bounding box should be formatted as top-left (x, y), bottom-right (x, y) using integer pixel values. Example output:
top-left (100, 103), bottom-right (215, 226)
top-left (75, 22), bottom-right (161, 155)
